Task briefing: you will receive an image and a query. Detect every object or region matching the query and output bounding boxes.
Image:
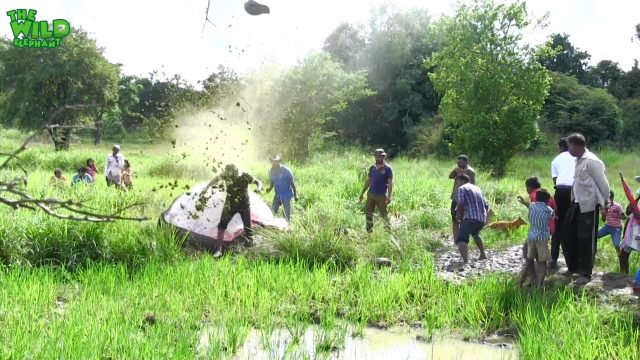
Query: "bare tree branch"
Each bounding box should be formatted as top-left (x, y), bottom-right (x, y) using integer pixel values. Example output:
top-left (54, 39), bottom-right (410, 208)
top-left (1, 128), bottom-right (149, 223)
top-left (202, 0), bottom-right (217, 34)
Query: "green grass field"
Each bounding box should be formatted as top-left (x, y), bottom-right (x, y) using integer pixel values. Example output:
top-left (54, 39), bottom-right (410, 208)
top-left (1, 128), bottom-right (639, 359)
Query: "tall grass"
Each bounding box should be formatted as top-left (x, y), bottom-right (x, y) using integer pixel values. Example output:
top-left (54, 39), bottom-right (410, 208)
top-left (1, 132), bottom-right (640, 358)
top-left (0, 258), bottom-right (638, 359)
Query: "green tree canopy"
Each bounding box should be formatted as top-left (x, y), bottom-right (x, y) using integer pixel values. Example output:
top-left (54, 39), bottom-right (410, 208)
top-left (262, 52), bottom-right (373, 159)
top-left (540, 72), bottom-right (622, 144)
top-left (0, 28), bottom-right (118, 133)
top-left (325, 8), bottom-right (443, 154)
top-left (538, 33), bottom-right (590, 82)
top-left (427, 0), bottom-right (551, 176)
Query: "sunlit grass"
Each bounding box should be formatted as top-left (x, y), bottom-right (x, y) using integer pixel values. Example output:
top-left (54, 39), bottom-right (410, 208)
top-left (1, 131), bottom-right (640, 358)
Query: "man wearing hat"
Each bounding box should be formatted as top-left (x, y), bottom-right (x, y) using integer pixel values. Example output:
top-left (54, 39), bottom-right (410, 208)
top-left (358, 148), bottom-right (393, 232)
top-left (104, 144), bottom-right (125, 187)
top-left (266, 155), bottom-right (298, 222)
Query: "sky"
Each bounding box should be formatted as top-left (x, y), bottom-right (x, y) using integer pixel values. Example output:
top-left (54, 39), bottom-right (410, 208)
top-left (2, 0), bottom-right (639, 86)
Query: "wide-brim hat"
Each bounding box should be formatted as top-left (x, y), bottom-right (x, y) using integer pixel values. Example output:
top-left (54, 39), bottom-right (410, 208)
top-left (270, 154), bottom-right (282, 162)
top-left (372, 148), bottom-right (387, 156)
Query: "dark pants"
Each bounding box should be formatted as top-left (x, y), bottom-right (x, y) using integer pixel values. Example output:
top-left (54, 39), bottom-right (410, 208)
top-left (218, 203), bottom-right (252, 239)
top-left (552, 187), bottom-right (572, 262)
top-left (366, 193), bottom-right (389, 232)
top-left (563, 203), bottom-right (599, 277)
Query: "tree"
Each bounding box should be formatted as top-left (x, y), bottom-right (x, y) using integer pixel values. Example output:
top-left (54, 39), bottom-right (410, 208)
top-left (540, 72), bottom-right (622, 144)
top-left (200, 65), bottom-right (241, 106)
top-left (588, 60), bottom-right (624, 89)
top-left (0, 29), bottom-right (119, 150)
top-left (619, 98), bottom-right (640, 146)
top-left (264, 52), bottom-right (373, 159)
top-left (323, 23), bottom-right (367, 72)
top-left (537, 33), bottom-right (590, 82)
top-left (328, 8), bottom-right (443, 154)
top-left (427, 0), bottom-right (551, 176)
top-left (618, 60), bottom-right (640, 99)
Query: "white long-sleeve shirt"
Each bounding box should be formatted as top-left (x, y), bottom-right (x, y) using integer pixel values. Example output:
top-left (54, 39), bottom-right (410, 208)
top-left (104, 153), bottom-right (124, 179)
top-left (571, 149), bottom-right (610, 213)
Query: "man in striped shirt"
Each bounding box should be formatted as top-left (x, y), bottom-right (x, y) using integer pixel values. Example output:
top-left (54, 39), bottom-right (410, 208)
top-left (455, 174), bottom-right (489, 263)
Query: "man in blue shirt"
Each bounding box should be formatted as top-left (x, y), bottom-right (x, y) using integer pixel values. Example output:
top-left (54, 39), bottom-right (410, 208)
top-left (266, 155), bottom-right (298, 222)
top-left (359, 148), bottom-right (393, 233)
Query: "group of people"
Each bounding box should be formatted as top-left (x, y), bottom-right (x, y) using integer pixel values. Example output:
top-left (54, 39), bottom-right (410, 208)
top-left (518, 133), bottom-right (639, 286)
top-left (357, 133), bottom-right (637, 285)
top-left (48, 145), bottom-right (133, 190)
top-left (205, 155), bottom-right (299, 255)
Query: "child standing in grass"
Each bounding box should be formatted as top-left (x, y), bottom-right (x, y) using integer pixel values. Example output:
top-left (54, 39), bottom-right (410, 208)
top-left (519, 189), bottom-right (555, 288)
top-left (86, 158), bottom-right (98, 181)
top-left (120, 160), bottom-right (133, 190)
top-left (597, 190), bottom-right (624, 254)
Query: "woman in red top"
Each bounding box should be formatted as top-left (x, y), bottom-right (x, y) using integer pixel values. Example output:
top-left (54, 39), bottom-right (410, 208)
top-left (86, 158), bottom-right (98, 181)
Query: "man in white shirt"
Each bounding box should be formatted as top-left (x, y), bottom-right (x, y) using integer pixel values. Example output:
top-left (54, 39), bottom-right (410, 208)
top-left (104, 144), bottom-right (125, 187)
top-left (549, 138), bottom-right (575, 269)
top-left (562, 133), bottom-right (610, 280)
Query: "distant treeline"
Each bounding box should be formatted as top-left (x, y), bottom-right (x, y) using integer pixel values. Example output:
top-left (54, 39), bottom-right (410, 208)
top-left (0, 1), bottom-right (638, 173)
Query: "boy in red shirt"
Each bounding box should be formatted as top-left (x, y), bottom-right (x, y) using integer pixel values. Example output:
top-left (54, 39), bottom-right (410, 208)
top-left (598, 190), bottom-right (625, 253)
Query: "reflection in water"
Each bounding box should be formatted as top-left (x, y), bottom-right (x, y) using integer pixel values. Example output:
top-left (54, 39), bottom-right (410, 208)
top-left (200, 326), bottom-right (518, 359)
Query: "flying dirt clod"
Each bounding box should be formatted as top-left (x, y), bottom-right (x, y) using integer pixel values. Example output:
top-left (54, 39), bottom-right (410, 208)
top-left (244, 0), bottom-right (270, 15)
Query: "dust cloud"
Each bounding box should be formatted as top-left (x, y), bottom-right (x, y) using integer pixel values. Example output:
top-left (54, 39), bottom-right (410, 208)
top-left (172, 60), bottom-right (294, 176)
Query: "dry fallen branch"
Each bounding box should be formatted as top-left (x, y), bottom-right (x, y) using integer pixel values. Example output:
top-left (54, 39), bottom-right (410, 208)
top-left (0, 127), bottom-right (149, 223)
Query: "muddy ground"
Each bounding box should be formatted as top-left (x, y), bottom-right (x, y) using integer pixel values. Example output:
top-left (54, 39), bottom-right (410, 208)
top-left (432, 234), bottom-right (640, 310)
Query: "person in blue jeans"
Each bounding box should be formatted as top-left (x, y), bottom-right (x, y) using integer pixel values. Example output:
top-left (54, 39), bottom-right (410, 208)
top-left (266, 155), bottom-right (298, 222)
top-left (597, 190), bottom-right (625, 254)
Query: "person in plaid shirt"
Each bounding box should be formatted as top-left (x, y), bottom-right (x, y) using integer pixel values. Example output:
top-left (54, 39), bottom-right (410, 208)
top-left (455, 174), bottom-right (489, 263)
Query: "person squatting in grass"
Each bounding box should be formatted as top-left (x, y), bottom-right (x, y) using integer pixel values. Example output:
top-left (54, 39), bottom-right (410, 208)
top-left (550, 137), bottom-right (575, 270)
top-left (448, 154), bottom-right (476, 242)
top-left (213, 164), bottom-right (262, 256)
top-left (454, 173), bottom-right (489, 263)
top-left (562, 133), bottom-right (610, 280)
top-left (49, 168), bottom-right (68, 186)
top-left (71, 166), bottom-right (94, 186)
top-left (518, 189), bottom-right (555, 288)
top-left (266, 155), bottom-right (298, 223)
top-left (358, 148), bottom-right (393, 233)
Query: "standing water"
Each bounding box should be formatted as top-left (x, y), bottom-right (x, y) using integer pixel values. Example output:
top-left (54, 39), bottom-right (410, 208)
top-left (199, 326), bottom-right (518, 359)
